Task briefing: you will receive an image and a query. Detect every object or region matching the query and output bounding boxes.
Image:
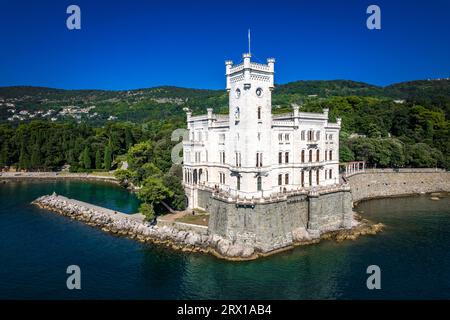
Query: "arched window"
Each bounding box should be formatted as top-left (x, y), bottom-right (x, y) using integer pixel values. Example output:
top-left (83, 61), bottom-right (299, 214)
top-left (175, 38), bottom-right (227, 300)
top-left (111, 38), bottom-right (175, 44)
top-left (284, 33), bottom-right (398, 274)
top-left (301, 150), bottom-right (305, 163)
top-left (329, 169), bottom-right (332, 179)
top-left (316, 170), bottom-right (319, 185)
top-left (329, 150), bottom-right (333, 161)
top-left (278, 152), bottom-right (282, 164)
top-left (193, 169), bottom-right (198, 184)
top-left (316, 149), bottom-right (320, 162)
top-left (309, 170), bottom-right (312, 186)
top-left (301, 131), bottom-right (305, 141)
top-left (325, 149), bottom-right (327, 161)
top-left (316, 131), bottom-right (320, 140)
top-left (237, 176), bottom-right (241, 191)
top-left (285, 173), bottom-right (289, 185)
top-left (285, 152), bottom-right (289, 163)
top-left (278, 174), bottom-right (282, 186)
top-left (257, 177), bottom-right (262, 191)
top-left (257, 107), bottom-right (262, 120)
top-left (309, 150), bottom-right (312, 162)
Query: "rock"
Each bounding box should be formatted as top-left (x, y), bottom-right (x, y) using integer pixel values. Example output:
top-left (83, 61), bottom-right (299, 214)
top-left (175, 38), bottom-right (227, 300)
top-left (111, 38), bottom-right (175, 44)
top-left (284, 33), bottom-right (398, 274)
top-left (185, 232), bottom-right (200, 246)
top-left (292, 227), bottom-right (311, 241)
top-left (216, 239), bottom-right (231, 255)
top-left (226, 243), bottom-right (244, 257)
top-left (241, 246), bottom-right (255, 258)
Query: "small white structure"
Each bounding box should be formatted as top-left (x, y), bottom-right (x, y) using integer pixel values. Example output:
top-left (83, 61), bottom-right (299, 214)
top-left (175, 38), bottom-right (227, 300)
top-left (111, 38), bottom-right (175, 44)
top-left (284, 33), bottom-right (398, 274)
top-left (183, 52), bottom-right (341, 208)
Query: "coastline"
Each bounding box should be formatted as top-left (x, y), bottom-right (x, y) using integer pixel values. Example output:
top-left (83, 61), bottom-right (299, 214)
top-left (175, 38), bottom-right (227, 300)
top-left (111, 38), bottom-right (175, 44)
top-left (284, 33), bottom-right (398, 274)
top-left (31, 194), bottom-right (383, 261)
top-left (0, 171), bottom-right (118, 184)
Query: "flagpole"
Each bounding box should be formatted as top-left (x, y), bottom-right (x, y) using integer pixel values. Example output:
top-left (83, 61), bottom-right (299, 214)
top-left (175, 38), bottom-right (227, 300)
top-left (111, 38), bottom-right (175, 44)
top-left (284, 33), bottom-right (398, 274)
top-left (248, 29), bottom-right (251, 55)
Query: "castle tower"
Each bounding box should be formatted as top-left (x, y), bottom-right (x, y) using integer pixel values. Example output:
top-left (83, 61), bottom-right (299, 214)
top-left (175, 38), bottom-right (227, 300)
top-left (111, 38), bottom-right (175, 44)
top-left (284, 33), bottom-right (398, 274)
top-left (225, 53), bottom-right (276, 193)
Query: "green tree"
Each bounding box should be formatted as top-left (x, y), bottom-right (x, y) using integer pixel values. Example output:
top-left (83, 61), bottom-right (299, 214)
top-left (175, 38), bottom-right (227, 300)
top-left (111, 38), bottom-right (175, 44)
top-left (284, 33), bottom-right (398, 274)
top-left (104, 145), bottom-right (112, 171)
top-left (95, 150), bottom-right (102, 169)
top-left (82, 146), bottom-right (91, 170)
top-left (18, 145), bottom-right (29, 170)
top-left (137, 176), bottom-right (173, 217)
top-left (30, 146), bottom-right (42, 170)
top-left (139, 203), bottom-right (155, 221)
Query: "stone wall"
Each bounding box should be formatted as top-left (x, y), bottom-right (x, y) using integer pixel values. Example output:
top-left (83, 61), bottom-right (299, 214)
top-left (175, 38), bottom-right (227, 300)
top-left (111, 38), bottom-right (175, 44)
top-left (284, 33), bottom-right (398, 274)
top-left (347, 169), bottom-right (450, 203)
top-left (202, 188), bottom-right (352, 253)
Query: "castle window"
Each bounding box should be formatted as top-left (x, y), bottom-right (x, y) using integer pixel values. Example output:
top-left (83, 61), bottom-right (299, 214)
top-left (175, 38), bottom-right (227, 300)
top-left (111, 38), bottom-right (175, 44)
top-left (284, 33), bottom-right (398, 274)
top-left (285, 152), bottom-right (289, 163)
top-left (219, 172), bottom-right (226, 184)
top-left (285, 173), bottom-right (289, 185)
top-left (278, 152), bottom-right (282, 164)
top-left (301, 171), bottom-right (305, 187)
top-left (237, 176), bottom-right (241, 191)
top-left (257, 107), bottom-right (262, 120)
top-left (257, 177), bottom-right (262, 191)
top-left (256, 153), bottom-right (263, 167)
top-left (301, 150), bottom-right (305, 163)
top-left (309, 150), bottom-right (312, 162)
top-left (329, 150), bottom-right (333, 161)
top-left (278, 174), bottom-right (282, 186)
top-left (316, 149), bottom-right (320, 162)
top-left (235, 152), bottom-right (241, 167)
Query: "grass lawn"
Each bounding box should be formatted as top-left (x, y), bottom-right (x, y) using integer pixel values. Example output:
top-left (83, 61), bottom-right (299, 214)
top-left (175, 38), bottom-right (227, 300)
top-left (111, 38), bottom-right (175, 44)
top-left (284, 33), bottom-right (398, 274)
top-left (175, 213), bottom-right (209, 226)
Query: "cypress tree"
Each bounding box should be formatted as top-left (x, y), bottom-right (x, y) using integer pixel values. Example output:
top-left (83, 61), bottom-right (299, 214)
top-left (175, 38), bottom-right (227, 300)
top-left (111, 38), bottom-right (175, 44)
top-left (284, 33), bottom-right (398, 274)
top-left (30, 146), bottom-right (42, 170)
top-left (82, 146), bottom-right (91, 170)
top-left (95, 150), bottom-right (102, 169)
top-left (104, 145), bottom-right (112, 171)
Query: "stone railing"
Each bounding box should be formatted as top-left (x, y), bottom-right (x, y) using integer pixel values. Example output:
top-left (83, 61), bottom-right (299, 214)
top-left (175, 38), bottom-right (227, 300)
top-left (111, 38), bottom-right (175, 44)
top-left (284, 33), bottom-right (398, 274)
top-left (209, 183), bottom-right (349, 205)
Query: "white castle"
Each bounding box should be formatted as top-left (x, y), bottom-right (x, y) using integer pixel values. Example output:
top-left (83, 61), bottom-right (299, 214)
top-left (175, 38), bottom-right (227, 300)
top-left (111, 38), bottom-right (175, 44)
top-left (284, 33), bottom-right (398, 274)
top-left (183, 51), bottom-right (341, 209)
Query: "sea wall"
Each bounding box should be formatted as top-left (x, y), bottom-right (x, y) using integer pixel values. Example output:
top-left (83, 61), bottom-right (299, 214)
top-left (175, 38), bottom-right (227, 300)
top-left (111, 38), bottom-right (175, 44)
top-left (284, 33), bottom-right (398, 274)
top-left (0, 172), bottom-right (117, 183)
top-left (347, 169), bottom-right (450, 203)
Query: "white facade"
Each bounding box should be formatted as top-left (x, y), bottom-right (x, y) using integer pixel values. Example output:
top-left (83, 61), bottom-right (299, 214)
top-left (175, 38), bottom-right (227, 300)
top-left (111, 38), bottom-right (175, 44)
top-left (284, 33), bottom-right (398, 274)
top-left (183, 53), bottom-right (341, 208)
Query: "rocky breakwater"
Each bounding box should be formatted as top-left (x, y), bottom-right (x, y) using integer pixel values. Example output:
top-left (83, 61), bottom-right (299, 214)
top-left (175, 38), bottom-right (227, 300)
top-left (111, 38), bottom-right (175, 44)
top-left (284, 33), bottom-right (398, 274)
top-left (31, 194), bottom-right (258, 260)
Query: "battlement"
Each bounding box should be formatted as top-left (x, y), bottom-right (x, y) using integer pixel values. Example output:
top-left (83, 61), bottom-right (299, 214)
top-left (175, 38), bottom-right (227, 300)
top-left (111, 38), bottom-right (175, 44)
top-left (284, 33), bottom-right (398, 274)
top-left (225, 54), bottom-right (275, 89)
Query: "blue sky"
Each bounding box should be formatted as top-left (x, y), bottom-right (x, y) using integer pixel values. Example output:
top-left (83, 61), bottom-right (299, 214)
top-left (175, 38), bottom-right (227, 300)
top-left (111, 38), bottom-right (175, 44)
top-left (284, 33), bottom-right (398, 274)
top-left (0, 0), bottom-right (449, 90)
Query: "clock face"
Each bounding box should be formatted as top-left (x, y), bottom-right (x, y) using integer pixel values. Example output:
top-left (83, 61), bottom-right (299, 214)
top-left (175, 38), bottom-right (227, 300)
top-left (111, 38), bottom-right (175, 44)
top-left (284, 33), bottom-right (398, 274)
top-left (235, 88), bottom-right (241, 98)
top-left (256, 87), bottom-right (263, 97)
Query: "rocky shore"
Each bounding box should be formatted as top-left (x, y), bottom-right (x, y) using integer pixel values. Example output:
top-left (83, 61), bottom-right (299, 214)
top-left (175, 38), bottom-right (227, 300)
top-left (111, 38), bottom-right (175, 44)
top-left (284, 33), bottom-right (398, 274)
top-left (32, 194), bottom-right (383, 261)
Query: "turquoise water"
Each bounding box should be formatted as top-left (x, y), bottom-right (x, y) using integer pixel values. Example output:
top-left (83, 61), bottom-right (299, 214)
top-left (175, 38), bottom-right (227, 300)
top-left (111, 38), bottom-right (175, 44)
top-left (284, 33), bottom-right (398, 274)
top-left (0, 180), bottom-right (449, 299)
